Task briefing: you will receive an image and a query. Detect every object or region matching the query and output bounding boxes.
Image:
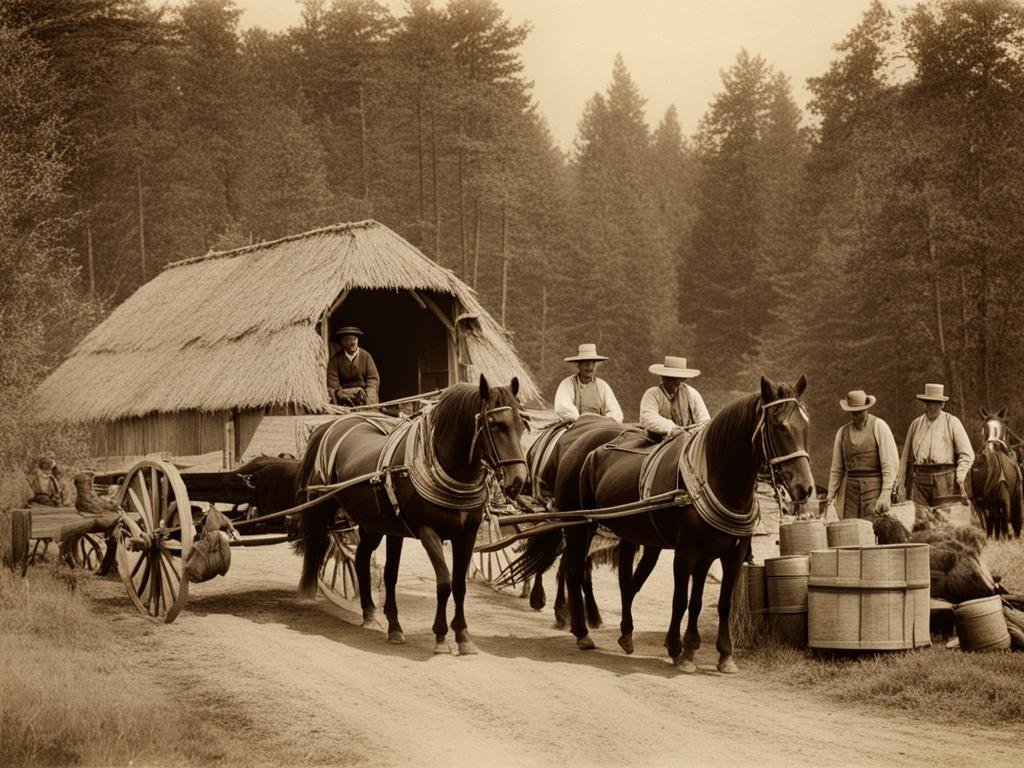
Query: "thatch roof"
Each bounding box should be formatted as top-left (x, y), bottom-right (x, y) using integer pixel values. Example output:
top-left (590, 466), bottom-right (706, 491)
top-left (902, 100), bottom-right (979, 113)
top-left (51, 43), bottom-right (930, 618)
top-left (35, 220), bottom-right (540, 422)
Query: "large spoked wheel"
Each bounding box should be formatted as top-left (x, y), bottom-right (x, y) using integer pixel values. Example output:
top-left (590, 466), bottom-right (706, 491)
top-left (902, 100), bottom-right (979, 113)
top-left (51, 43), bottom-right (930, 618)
top-left (318, 527), bottom-right (381, 608)
top-left (113, 459), bottom-right (194, 623)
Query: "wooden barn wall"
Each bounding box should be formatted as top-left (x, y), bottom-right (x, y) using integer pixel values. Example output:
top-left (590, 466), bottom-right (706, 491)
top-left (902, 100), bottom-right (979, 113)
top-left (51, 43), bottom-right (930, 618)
top-left (91, 411), bottom-right (231, 458)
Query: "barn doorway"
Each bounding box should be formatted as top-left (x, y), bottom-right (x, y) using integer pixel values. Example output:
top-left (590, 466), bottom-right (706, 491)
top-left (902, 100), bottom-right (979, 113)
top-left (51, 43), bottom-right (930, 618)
top-left (327, 289), bottom-right (453, 401)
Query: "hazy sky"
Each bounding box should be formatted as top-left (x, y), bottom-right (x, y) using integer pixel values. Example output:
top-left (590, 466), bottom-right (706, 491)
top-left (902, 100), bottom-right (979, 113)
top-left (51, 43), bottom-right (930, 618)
top-left (231, 0), bottom-right (882, 149)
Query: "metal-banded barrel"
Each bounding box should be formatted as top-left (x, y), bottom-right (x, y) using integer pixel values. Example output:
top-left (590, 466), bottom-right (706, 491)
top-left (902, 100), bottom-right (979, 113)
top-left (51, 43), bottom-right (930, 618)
top-left (779, 519), bottom-right (827, 556)
top-left (826, 519), bottom-right (875, 548)
top-left (765, 555), bottom-right (809, 647)
top-left (954, 596), bottom-right (1011, 652)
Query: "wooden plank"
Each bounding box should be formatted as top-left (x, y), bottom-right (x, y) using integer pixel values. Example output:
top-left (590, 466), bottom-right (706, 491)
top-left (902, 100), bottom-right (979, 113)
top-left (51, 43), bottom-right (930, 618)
top-left (1, 508), bottom-right (31, 569)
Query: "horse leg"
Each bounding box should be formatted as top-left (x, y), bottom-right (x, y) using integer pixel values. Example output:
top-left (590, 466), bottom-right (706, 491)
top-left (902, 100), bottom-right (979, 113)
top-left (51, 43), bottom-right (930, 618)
top-left (450, 527), bottom-right (479, 656)
top-left (679, 558), bottom-right (712, 672)
top-left (418, 526), bottom-right (453, 654)
top-left (383, 535), bottom-right (405, 644)
top-left (617, 540), bottom-right (638, 654)
top-left (665, 549), bottom-right (692, 670)
top-left (715, 542), bottom-right (748, 674)
top-left (356, 528), bottom-right (384, 627)
top-left (553, 558), bottom-right (569, 630)
top-left (583, 556), bottom-right (603, 629)
top-left (631, 546), bottom-right (662, 593)
top-left (564, 525), bottom-right (596, 650)
top-left (529, 573), bottom-right (546, 611)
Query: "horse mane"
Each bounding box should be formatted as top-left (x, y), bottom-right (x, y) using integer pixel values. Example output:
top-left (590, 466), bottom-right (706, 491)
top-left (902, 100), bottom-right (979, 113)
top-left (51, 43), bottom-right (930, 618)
top-left (430, 381), bottom-right (520, 447)
top-left (705, 393), bottom-right (761, 462)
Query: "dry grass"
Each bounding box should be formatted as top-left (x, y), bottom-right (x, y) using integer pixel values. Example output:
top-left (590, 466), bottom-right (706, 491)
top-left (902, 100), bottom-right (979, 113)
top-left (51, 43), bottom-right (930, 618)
top-left (0, 566), bottom-right (225, 766)
top-left (736, 539), bottom-right (1024, 727)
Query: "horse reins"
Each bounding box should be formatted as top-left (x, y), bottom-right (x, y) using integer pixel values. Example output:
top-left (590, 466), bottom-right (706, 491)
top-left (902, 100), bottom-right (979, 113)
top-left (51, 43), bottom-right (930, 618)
top-left (469, 404), bottom-right (528, 477)
top-left (752, 396), bottom-right (811, 509)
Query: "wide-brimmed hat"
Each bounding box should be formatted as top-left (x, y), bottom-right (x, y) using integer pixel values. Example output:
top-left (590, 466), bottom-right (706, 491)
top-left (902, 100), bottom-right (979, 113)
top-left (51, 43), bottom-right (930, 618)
top-left (564, 343), bottom-right (608, 363)
top-left (649, 356), bottom-right (700, 378)
top-left (916, 383), bottom-right (949, 402)
top-left (840, 389), bottom-right (876, 412)
top-left (333, 325), bottom-right (363, 337)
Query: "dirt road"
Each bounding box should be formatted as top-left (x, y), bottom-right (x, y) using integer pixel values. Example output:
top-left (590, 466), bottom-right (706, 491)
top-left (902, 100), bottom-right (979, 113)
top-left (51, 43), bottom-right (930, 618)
top-left (88, 545), bottom-right (1016, 768)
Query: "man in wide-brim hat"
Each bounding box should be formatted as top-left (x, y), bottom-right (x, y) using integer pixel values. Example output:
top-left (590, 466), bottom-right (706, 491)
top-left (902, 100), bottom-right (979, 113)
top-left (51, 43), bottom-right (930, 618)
top-left (895, 383), bottom-right (974, 508)
top-left (825, 390), bottom-right (899, 521)
top-left (553, 343), bottom-right (623, 422)
top-left (639, 356), bottom-right (710, 437)
top-left (327, 325), bottom-right (380, 406)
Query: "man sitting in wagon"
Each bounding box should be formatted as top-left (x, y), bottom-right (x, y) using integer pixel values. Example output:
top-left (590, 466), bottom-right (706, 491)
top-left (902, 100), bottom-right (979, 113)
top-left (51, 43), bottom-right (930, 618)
top-left (27, 453), bottom-right (64, 507)
top-left (639, 356), bottom-right (710, 438)
top-left (327, 325), bottom-right (380, 407)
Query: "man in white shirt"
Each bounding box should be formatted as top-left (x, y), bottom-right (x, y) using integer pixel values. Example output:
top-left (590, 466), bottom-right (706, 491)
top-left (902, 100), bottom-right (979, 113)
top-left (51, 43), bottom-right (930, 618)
top-left (553, 344), bottom-right (623, 422)
top-left (639, 356), bottom-right (710, 437)
top-left (895, 383), bottom-right (975, 507)
top-left (824, 390), bottom-right (900, 520)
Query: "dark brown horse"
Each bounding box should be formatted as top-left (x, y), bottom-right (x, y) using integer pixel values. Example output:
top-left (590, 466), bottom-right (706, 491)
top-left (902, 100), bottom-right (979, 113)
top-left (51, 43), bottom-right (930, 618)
top-left (295, 376), bottom-right (527, 654)
top-left (517, 416), bottom-right (662, 629)
top-left (971, 408), bottom-right (1023, 539)
top-left (516, 376), bottom-right (814, 673)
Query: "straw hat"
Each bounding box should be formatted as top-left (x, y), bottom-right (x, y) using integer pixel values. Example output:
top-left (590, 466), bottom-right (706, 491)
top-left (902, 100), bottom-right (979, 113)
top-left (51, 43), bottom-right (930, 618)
top-left (333, 325), bottom-right (363, 337)
top-left (916, 383), bottom-right (949, 402)
top-left (564, 343), bottom-right (608, 363)
top-left (648, 356), bottom-right (700, 378)
top-left (839, 390), bottom-right (876, 412)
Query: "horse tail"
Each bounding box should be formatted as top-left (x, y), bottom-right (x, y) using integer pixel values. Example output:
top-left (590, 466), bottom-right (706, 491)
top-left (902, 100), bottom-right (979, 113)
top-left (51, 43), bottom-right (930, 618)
top-left (293, 421), bottom-right (336, 596)
top-left (497, 527), bottom-right (564, 587)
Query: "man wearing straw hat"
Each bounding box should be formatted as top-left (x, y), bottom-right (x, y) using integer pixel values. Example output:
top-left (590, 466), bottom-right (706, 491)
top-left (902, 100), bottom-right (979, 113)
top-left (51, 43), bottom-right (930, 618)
top-left (639, 356), bottom-right (710, 437)
top-left (327, 325), bottom-right (380, 407)
top-left (824, 390), bottom-right (899, 521)
top-left (553, 343), bottom-right (623, 422)
top-left (895, 383), bottom-right (975, 508)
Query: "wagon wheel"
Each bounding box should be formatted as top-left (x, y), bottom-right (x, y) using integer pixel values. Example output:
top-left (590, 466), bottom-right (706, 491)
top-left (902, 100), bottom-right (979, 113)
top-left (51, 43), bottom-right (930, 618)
top-left (317, 528), bottom-right (382, 608)
top-left (113, 459), bottom-right (194, 623)
top-left (472, 511), bottom-right (526, 593)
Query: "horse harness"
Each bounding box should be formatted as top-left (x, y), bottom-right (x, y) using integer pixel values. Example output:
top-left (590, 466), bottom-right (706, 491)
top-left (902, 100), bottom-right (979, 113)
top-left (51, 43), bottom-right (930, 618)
top-left (753, 396), bottom-right (811, 514)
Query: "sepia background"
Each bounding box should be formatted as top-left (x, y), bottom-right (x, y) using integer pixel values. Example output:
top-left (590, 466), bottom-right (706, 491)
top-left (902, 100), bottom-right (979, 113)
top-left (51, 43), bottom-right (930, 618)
top-left (3, 0), bottom-right (1023, 483)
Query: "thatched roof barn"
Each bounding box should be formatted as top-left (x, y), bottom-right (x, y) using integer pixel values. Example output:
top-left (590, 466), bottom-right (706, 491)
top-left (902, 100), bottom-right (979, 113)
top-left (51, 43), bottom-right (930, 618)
top-left (34, 220), bottom-right (539, 461)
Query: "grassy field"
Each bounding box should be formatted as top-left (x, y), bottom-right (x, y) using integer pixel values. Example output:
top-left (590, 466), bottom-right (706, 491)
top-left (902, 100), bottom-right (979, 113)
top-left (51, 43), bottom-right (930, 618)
top-left (739, 539), bottom-right (1024, 727)
top-left (0, 565), bottom-right (225, 767)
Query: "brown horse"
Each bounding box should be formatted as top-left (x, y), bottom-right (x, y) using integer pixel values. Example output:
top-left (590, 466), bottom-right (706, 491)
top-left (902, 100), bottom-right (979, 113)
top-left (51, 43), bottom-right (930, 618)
top-left (971, 408), bottom-right (1023, 539)
top-left (295, 376), bottom-right (527, 654)
top-left (515, 376), bottom-right (814, 673)
top-left (516, 416), bottom-right (662, 629)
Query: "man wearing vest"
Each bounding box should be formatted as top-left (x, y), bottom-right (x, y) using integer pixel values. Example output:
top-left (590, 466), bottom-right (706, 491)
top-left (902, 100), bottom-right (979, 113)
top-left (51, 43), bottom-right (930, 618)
top-left (327, 325), bottom-right (380, 407)
top-left (639, 356), bottom-right (710, 437)
top-left (553, 343), bottom-right (623, 422)
top-left (895, 383), bottom-right (975, 508)
top-left (824, 390), bottom-right (899, 520)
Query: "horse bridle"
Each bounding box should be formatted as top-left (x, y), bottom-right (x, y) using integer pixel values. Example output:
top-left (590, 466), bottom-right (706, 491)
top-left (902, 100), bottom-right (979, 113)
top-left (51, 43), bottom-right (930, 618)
top-left (469, 404), bottom-right (528, 475)
top-left (752, 396), bottom-right (811, 506)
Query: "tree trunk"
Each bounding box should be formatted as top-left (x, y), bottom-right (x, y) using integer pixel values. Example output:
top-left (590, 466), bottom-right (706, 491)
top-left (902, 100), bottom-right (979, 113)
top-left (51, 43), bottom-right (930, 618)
top-left (500, 197), bottom-right (509, 327)
top-left (359, 82), bottom-right (370, 203)
top-left (459, 145), bottom-right (467, 279)
top-left (540, 284), bottom-right (548, 371)
top-left (85, 213), bottom-right (95, 297)
top-left (472, 196), bottom-right (481, 289)
top-left (417, 100), bottom-right (425, 248)
top-left (136, 163), bottom-right (147, 283)
top-left (431, 111), bottom-right (440, 261)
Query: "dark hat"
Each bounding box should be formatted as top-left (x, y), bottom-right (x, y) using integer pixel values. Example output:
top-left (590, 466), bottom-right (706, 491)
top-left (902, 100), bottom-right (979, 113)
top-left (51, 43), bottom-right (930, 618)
top-left (333, 325), bottom-right (363, 337)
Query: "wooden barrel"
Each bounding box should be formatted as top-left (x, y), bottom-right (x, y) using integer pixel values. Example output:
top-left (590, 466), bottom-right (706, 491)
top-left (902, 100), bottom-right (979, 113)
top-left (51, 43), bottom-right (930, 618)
top-left (765, 555), bottom-right (808, 647)
top-left (746, 562), bottom-right (767, 615)
top-left (826, 519), bottom-right (875, 548)
top-left (954, 596), bottom-right (1011, 651)
top-left (730, 562), bottom-right (768, 647)
top-left (807, 543), bottom-right (930, 650)
top-left (0, 508), bottom-right (32, 570)
top-left (779, 519), bottom-right (827, 556)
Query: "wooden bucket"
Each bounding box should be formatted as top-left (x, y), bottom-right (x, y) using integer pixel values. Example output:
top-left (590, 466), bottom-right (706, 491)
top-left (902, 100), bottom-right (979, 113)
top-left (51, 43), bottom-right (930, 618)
top-left (826, 519), bottom-right (875, 548)
top-left (954, 596), bottom-right (1011, 651)
top-left (765, 555), bottom-right (808, 647)
top-left (807, 543), bottom-right (931, 651)
top-left (888, 502), bottom-right (915, 532)
top-left (779, 519), bottom-right (827, 556)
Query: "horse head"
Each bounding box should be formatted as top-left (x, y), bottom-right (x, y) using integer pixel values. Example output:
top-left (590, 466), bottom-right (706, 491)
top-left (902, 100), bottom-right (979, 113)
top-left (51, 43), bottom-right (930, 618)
top-left (758, 374), bottom-right (815, 505)
top-left (476, 374), bottom-right (528, 498)
top-left (980, 407), bottom-right (1009, 452)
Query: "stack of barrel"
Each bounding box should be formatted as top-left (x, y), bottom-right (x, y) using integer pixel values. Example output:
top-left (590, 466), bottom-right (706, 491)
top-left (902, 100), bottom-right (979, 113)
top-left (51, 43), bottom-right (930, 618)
top-left (744, 517), bottom-right (931, 651)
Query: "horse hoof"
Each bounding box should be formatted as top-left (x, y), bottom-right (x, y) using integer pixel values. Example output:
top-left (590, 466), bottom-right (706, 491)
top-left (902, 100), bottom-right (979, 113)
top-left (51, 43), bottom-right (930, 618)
top-left (457, 640), bottom-right (479, 656)
top-left (361, 619), bottom-right (382, 630)
top-left (387, 631), bottom-right (406, 645)
top-left (553, 619), bottom-right (567, 631)
top-left (675, 656), bottom-right (697, 674)
top-left (529, 594), bottom-right (546, 611)
top-left (588, 618), bottom-right (604, 630)
top-left (433, 640), bottom-right (451, 655)
top-left (717, 656), bottom-right (739, 674)
top-left (576, 636), bottom-right (596, 651)
top-left (617, 634), bottom-right (634, 655)
top-left (664, 640), bottom-right (683, 659)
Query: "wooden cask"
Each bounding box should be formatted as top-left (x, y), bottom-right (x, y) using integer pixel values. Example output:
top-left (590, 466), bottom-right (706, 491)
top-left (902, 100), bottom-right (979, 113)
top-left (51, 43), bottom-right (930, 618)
top-left (779, 519), bottom-right (827, 556)
top-left (826, 519), bottom-right (875, 548)
top-left (765, 555), bottom-right (809, 647)
top-left (0, 507), bottom-right (31, 570)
